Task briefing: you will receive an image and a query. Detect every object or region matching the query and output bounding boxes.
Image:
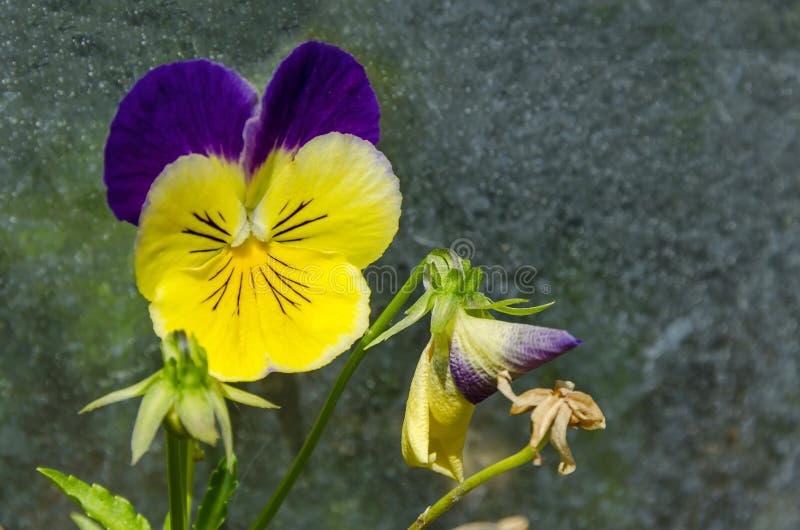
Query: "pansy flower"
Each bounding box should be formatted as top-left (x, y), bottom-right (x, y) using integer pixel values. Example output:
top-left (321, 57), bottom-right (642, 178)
top-left (105, 42), bottom-right (401, 381)
top-left (370, 250), bottom-right (580, 481)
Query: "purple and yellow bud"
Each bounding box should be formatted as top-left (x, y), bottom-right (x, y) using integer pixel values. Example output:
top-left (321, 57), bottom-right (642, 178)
top-left (449, 310), bottom-right (581, 404)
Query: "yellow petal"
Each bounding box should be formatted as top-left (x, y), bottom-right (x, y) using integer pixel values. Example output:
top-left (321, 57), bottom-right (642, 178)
top-left (135, 154), bottom-right (248, 300)
top-left (402, 336), bottom-right (474, 482)
top-left (257, 242), bottom-right (371, 373)
top-left (402, 340), bottom-right (434, 469)
top-left (149, 238), bottom-right (370, 380)
top-left (250, 133), bottom-right (401, 268)
top-left (243, 148), bottom-right (293, 211)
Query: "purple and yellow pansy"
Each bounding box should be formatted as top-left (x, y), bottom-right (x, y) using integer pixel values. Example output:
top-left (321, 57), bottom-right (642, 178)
top-left (104, 42), bottom-right (401, 381)
top-left (370, 250), bottom-right (580, 481)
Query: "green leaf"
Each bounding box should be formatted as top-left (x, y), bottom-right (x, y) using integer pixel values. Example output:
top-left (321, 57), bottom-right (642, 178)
top-left (70, 513), bottom-right (104, 530)
top-left (193, 456), bottom-right (238, 530)
top-left (37, 468), bottom-right (151, 530)
top-left (80, 372), bottom-right (160, 414)
top-left (219, 383), bottom-right (279, 409)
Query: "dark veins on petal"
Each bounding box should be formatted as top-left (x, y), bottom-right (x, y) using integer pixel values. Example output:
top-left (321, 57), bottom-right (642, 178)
top-left (194, 209), bottom-right (316, 317)
top-left (233, 254), bottom-right (314, 317)
top-left (183, 210), bottom-right (232, 254)
top-left (203, 268), bottom-right (234, 311)
top-left (270, 199), bottom-right (327, 243)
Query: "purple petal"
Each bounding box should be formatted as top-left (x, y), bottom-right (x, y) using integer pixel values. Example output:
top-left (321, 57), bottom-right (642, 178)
top-left (242, 41), bottom-right (380, 174)
top-left (104, 60), bottom-right (258, 224)
top-left (449, 314), bottom-right (581, 404)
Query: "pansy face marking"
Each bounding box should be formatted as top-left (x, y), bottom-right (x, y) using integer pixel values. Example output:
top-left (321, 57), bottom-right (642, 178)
top-left (105, 43), bottom-right (401, 382)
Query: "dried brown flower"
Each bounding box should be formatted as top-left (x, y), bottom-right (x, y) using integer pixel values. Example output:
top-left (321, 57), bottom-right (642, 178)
top-left (497, 371), bottom-right (605, 475)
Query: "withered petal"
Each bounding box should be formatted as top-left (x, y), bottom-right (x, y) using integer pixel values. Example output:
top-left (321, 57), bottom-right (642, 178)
top-left (529, 395), bottom-right (563, 450)
top-left (509, 389), bottom-right (554, 415)
top-left (550, 404), bottom-right (577, 476)
top-left (565, 391), bottom-right (606, 430)
top-left (497, 370), bottom-right (553, 414)
top-left (554, 380), bottom-right (576, 392)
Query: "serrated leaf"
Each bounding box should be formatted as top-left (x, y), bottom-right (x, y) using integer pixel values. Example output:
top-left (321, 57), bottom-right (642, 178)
top-left (71, 513), bottom-right (104, 530)
top-left (38, 468), bottom-right (151, 530)
top-left (193, 456), bottom-right (238, 530)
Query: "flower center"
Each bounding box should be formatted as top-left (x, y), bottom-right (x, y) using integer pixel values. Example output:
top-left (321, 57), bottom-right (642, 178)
top-left (229, 234), bottom-right (269, 263)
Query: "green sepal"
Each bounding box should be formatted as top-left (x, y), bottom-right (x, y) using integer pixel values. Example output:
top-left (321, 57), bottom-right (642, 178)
top-left (81, 332), bottom-right (279, 466)
top-left (470, 298), bottom-right (555, 316)
top-left (219, 383), bottom-right (280, 409)
top-left (193, 456), bottom-right (238, 530)
top-left (206, 387), bottom-right (233, 466)
top-left (37, 468), bottom-right (152, 530)
top-left (430, 293), bottom-right (458, 334)
top-left (80, 372), bottom-right (160, 414)
top-left (161, 332), bottom-right (186, 365)
top-left (422, 249), bottom-right (460, 285)
top-left (71, 513), bottom-right (104, 530)
top-left (131, 378), bottom-right (176, 464)
top-left (464, 264), bottom-right (483, 293)
top-left (366, 290), bottom-right (434, 349)
top-left (175, 386), bottom-right (218, 446)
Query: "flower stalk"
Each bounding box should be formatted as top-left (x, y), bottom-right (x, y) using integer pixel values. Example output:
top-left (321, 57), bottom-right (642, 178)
top-left (248, 263), bottom-right (424, 530)
top-left (408, 438), bottom-right (548, 530)
top-left (165, 427), bottom-right (190, 530)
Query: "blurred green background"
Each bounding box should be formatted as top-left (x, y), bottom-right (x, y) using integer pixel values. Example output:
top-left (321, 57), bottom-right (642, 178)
top-left (2, 0), bottom-right (799, 528)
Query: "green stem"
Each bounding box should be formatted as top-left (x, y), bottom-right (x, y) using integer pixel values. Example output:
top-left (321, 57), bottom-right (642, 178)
top-left (248, 264), bottom-right (424, 530)
top-left (165, 427), bottom-right (189, 530)
top-left (408, 439), bottom-right (548, 530)
top-left (186, 441), bottom-right (196, 521)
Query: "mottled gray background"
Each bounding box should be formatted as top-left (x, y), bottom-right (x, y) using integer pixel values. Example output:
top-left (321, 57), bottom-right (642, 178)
top-left (2, 0), bottom-right (798, 529)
